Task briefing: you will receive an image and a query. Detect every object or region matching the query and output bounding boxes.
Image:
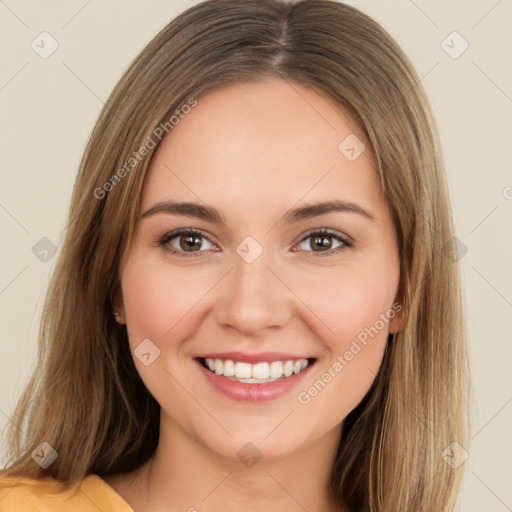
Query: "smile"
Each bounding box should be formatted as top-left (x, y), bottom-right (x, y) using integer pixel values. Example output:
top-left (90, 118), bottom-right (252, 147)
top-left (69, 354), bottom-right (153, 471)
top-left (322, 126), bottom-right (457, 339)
top-left (195, 354), bottom-right (317, 402)
top-left (199, 357), bottom-right (313, 383)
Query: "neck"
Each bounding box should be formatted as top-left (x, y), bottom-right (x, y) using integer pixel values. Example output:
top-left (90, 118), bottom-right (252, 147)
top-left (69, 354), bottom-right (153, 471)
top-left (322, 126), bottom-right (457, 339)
top-left (132, 412), bottom-right (344, 512)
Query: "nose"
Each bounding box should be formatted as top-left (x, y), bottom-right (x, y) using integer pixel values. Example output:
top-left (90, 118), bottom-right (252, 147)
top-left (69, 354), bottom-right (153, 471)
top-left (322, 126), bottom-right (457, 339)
top-left (213, 247), bottom-right (293, 337)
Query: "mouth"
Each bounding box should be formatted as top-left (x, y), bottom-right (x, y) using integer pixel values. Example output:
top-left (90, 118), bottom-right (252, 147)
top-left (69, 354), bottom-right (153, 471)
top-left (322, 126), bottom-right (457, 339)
top-left (196, 356), bottom-right (317, 384)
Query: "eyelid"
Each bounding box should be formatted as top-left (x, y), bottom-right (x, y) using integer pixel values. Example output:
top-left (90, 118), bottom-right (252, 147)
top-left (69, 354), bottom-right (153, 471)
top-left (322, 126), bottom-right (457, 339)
top-left (161, 227), bottom-right (215, 240)
top-left (297, 227), bottom-right (353, 246)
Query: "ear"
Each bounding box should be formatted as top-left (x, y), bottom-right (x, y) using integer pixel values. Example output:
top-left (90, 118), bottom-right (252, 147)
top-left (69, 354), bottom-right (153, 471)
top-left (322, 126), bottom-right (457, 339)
top-left (388, 303), bottom-right (404, 334)
top-left (112, 282), bottom-right (126, 324)
top-left (388, 283), bottom-right (405, 334)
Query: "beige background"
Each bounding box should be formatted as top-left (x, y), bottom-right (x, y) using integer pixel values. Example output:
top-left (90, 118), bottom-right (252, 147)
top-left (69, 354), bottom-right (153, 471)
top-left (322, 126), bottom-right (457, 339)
top-left (0, 0), bottom-right (511, 509)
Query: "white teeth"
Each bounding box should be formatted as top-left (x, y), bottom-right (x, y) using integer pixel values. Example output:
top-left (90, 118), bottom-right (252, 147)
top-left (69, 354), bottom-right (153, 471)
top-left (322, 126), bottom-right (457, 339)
top-left (283, 360), bottom-right (294, 377)
top-left (269, 361), bottom-right (283, 378)
top-left (203, 357), bottom-right (311, 382)
top-left (234, 361), bottom-right (252, 379)
top-left (223, 359), bottom-right (235, 377)
top-left (252, 362), bottom-right (270, 379)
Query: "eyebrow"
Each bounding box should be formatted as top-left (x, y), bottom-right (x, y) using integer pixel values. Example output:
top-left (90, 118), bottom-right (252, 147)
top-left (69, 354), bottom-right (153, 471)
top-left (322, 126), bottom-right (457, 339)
top-left (141, 199), bottom-right (375, 224)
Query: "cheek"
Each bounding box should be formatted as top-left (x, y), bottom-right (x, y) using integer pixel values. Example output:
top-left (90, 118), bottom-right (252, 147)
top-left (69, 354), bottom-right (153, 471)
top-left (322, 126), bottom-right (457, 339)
top-left (297, 338), bottom-right (387, 427)
top-left (120, 257), bottom-right (218, 420)
top-left (309, 274), bottom-right (391, 375)
top-left (293, 267), bottom-right (395, 420)
top-left (288, 259), bottom-right (399, 346)
top-left (121, 256), bottom-right (216, 347)
top-left (288, 257), bottom-right (397, 407)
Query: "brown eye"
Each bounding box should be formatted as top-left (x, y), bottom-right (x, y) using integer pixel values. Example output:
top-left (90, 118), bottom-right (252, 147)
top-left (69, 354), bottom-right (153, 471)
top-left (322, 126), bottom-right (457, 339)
top-left (310, 234), bottom-right (334, 251)
top-left (178, 233), bottom-right (204, 252)
top-left (296, 229), bottom-right (350, 255)
top-left (159, 229), bottom-right (216, 256)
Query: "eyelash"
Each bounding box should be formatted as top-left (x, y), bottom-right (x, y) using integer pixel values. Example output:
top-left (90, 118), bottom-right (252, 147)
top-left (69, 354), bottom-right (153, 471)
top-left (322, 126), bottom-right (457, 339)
top-left (157, 228), bottom-right (352, 258)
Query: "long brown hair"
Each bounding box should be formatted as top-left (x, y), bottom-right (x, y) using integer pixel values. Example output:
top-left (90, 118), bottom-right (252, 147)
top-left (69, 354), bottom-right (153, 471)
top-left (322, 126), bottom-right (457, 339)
top-left (1, 1), bottom-right (469, 510)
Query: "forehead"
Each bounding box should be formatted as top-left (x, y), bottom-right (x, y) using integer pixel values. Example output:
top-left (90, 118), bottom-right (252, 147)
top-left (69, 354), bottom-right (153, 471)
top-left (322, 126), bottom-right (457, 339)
top-left (141, 79), bottom-right (384, 221)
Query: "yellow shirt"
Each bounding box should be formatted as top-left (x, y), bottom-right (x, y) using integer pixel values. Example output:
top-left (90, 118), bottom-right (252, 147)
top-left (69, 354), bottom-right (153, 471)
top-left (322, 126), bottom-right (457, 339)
top-left (0, 474), bottom-right (133, 511)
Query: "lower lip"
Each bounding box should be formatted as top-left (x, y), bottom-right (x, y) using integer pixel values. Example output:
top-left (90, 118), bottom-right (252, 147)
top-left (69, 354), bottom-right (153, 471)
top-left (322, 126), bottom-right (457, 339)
top-left (195, 359), bottom-right (315, 402)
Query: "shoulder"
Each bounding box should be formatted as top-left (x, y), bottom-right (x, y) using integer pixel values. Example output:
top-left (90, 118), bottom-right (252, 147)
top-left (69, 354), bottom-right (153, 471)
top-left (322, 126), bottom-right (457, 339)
top-left (0, 473), bottom-right (133, 512)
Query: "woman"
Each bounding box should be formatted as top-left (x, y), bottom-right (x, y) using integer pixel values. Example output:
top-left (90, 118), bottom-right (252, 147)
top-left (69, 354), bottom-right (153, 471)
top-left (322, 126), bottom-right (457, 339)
top-left (0, 0), bottom-right (469, 510)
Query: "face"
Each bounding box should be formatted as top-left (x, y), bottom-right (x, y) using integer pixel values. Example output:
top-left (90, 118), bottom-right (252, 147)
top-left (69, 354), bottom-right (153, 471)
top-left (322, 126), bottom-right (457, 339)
top-left (115, 78), bottom-right (402, 460)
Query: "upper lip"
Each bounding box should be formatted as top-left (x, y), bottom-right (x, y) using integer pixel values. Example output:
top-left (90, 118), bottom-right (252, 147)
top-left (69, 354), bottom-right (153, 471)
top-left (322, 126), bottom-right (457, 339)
top-left (197, 352), bottom-right (314, 364)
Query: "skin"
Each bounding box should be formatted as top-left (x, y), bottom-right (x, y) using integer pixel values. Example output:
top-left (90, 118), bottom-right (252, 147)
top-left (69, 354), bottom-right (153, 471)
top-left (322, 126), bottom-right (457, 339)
top-left (106, 78), bottom-right (403, 512)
